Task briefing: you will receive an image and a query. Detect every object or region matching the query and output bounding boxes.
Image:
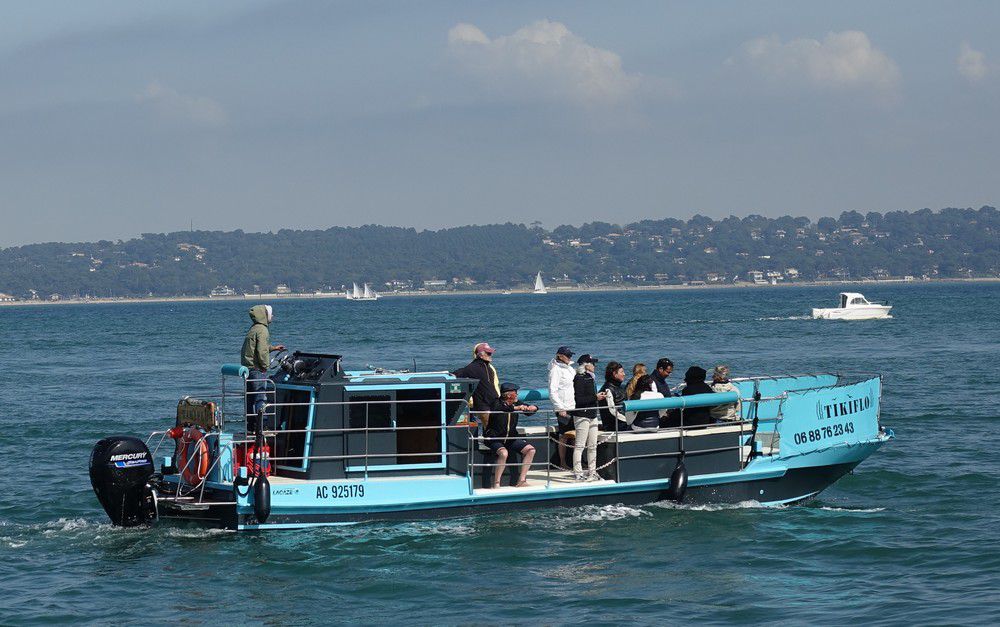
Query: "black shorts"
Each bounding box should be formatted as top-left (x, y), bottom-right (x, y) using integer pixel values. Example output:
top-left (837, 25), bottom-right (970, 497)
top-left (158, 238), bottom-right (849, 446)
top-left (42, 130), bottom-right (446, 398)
top-left (486, 438), bottom-right (530, 456)
top-left (557, 419), bottom-right (575, 435)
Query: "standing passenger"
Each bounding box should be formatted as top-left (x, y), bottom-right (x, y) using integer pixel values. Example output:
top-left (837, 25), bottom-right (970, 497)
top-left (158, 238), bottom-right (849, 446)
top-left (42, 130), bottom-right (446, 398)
top-left (599, 361), bottom-right (628, 432)
top-left (571, 355), bottom-right (606, 481)
top-left (452, 342), bottom-right (500, 428)
top-left (240, 304), bottom-right (285, 429)
top-left (547, 346), bottom-right (577, 470)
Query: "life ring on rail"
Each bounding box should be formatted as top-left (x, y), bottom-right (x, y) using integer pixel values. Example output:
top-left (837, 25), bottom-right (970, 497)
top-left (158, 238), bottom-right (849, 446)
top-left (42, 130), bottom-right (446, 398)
top-left (170, 426), bottom-right (210, 484)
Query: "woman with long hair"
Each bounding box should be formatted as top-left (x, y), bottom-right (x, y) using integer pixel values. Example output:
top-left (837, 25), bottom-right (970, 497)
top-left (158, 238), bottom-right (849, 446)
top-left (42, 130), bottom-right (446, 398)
top-left (628, 373), bottom-right (662, 431)
top-left (625, 363), bottom-right (647, 399)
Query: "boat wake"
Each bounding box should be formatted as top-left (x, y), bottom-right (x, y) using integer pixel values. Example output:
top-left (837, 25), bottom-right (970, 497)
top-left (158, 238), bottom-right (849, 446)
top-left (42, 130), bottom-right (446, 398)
top-left (651, 500), bottom-right (766, 512)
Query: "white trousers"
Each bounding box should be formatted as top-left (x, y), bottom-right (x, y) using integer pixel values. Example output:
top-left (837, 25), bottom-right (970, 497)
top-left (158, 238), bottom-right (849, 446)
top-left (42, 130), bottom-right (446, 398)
top-left (572, 416), bottom-right (598, 475)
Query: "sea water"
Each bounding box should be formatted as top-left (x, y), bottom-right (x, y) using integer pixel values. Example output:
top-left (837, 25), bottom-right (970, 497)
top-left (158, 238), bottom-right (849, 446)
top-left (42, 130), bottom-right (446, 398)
top-left (2, 283), bottom-right (998, 624)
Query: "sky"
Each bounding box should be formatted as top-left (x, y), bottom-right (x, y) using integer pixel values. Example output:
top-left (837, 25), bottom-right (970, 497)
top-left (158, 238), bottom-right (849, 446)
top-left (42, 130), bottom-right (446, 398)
top-left (1, 0), bottom-right (998, 247)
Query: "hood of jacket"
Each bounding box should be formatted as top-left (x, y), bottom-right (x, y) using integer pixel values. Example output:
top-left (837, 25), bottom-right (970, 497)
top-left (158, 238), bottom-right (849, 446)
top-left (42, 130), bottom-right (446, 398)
top-left (549, 357), bottom-right (575, 375)
top-left (684, 366), bottom-right (707, 385)
top-left (249, 305), bottom-right (270, 327)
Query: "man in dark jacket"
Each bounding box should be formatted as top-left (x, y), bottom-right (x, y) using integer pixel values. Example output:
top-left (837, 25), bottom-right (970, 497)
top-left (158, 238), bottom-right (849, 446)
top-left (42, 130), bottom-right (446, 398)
top-left (452, 342), bottom-right (500, 428)
top-left (679, 365), bottom-right (715, 426)
top-left (651, 357), bottom-right (674, 397)
top-left (484, 383), bottom-right (538, 488)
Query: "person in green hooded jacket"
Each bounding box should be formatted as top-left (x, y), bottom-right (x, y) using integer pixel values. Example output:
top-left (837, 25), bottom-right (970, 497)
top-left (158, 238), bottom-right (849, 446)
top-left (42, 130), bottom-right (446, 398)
top-left (241, 304), bottom-right (285, 426)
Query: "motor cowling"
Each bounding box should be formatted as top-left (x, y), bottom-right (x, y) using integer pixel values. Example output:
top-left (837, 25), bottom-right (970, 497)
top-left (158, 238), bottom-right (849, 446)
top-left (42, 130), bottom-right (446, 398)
top-left (89, 436), bottom-right (156, 527)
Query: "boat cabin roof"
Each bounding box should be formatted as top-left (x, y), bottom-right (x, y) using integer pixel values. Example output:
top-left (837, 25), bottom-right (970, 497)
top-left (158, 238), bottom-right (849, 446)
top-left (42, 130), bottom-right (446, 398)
top-left (839, 292), bottom-right (871, 307)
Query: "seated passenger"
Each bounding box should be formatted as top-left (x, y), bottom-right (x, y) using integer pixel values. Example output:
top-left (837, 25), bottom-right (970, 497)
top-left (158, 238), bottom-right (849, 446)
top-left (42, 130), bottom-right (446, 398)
top-left (627, 374), bottom-right (663, 431)
top-left (709, 365), bottom-right (742, 422)
top-left (484, 383), bottom-right (538, 488)
top-left (650, 358), bottom-right (675, 397)
top-left (678, 366), bottom-right (715, 426)
top-left (625, 363), bottom-right (647, 399)
top-left (599, 361), bottom-right (628, 432)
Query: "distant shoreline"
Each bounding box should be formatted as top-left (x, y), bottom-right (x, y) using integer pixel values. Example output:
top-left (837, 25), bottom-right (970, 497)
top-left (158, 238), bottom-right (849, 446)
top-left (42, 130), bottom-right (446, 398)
top-left (1, 277), bottom-right (997, 308)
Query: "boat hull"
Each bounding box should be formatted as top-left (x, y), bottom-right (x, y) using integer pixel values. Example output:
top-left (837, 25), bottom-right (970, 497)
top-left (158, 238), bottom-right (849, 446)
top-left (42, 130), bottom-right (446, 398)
top-left (153, 437), bottom-right (885, 530)
top-left (812, 306), bottom-right (892, 320)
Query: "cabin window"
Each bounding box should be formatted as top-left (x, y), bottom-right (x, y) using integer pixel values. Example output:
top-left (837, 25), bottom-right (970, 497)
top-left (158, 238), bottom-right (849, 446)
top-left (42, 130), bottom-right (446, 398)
top-left (840, 294), bottom-right (848, 308)
top-left (348, 394), bottom-right (392, 429)
top-left (395, 388), bottom-right (443, 465)
top-left (275, 389), bottom-right (312, 470)
top-left (851, 297), bottom-right (865, 305)
top-left (344, 385), bottom-right (446, 471)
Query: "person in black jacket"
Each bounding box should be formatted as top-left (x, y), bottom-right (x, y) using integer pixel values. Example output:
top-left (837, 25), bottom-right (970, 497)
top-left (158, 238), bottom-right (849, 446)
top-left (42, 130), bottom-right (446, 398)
top-left (452, 342), bottom-right (500, 428)
top-left (599, 361), bottom-right (628, 432)
top-left (484, 383), bottom-right (538, 488)
top-left (678, 365), bottom-right (715, 426)
top-left (650, 358), bottom-right (675, 397)
top-left (571, 355), bottom-right (607, 481)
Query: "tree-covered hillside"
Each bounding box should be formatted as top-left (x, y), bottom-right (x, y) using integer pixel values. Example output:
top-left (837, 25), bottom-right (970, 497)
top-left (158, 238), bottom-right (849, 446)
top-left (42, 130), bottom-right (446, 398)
top-left (1, 207), bottom-right (997, 298)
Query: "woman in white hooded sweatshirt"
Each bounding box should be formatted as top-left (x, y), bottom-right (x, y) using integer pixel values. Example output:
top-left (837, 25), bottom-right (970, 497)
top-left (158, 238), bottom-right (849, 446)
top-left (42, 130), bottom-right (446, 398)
top-left (548, 346), bottom-right (577, 469)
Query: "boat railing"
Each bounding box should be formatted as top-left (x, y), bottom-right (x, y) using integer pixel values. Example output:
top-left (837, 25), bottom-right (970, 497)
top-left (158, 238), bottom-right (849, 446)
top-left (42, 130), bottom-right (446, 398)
top-left (159, 387), bottom-right (785, 495)
top-left (230, 392), bottom-right (783, 484)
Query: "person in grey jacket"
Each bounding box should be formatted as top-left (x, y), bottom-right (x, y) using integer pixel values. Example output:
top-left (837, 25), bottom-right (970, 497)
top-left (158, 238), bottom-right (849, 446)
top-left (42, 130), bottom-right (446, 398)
top-left (710, 364), bottom-right (741, 422)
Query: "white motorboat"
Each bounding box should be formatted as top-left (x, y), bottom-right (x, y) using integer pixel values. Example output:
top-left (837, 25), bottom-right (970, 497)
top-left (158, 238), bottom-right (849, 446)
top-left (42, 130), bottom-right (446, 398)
top-left (533, 272), bottom-right (547, 294)
top-left (346, 282), bottom-right (379, 301)
top-left (812, 292), bottom-right (891, 320)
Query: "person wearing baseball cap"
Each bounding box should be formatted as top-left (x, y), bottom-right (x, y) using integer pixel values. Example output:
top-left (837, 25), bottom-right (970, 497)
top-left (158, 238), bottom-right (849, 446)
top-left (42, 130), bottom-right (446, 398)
top-left (452, 342), bottom-right (500, 427)
top-left (483, 382), bottom-right (538, 488)
top-left (547, 346), bottom-right (577, 469)
top-left (571, 354), bottom-right (607, 481)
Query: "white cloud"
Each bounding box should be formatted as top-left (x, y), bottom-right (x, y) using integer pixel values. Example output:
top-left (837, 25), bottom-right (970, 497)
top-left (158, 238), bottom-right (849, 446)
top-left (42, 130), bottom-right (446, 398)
top-left (731, 31), bottom-right (900, 98)
top-left (136, 80), bottom-right (227, 126)
top-left (957, 42), bottom-right (988, 82)
top-left (447, 20), bottom-right (640, 106)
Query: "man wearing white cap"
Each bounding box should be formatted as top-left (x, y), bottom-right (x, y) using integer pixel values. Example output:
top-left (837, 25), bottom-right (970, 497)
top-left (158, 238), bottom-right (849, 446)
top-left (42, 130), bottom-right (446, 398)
top-left (453, 342), bottom-right (500, 427)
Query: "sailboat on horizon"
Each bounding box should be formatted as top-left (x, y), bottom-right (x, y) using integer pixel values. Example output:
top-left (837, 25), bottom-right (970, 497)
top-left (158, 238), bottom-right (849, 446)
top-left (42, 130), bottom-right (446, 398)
top-left (533, 272), bottom-right (547, 295)
top-left (346, 282), bottom-right (379, 301)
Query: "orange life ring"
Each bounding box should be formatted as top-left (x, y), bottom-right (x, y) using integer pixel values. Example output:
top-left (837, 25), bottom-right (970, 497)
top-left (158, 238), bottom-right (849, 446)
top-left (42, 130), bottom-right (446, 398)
top-left (173, 426), bottom-right (210, 484)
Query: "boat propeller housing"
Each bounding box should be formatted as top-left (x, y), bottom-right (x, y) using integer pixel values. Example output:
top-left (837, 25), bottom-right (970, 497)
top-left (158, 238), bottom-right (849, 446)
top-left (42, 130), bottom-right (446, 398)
top-left (89, 436), bottom-right (156, 527)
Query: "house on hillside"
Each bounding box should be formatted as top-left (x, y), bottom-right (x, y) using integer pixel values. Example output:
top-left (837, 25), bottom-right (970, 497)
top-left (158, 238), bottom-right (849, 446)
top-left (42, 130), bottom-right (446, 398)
top-left (210, 285), bottom-right (237, 297)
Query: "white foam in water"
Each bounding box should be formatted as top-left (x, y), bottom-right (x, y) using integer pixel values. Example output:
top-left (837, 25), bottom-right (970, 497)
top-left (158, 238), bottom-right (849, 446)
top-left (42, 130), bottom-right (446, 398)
top-left (534, 504), bottom-right (652, 529)
top-left (41, 517), bottom-right (93, 535)
top-left (814, 506), bottom-right (886, 513)
top-left (756, 315), bottom-right (812, 321)
top-left (651, 500), bottom-right (766, 511)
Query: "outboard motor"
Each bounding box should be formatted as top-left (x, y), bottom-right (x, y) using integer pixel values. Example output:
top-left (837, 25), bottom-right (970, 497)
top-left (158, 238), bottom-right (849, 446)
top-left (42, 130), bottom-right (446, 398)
top-left (89, 436), bottom-right (156, 527)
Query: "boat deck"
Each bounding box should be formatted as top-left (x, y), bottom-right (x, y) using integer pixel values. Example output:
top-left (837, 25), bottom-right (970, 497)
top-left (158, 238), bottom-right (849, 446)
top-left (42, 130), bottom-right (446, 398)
top-left (472, 468), bottom-right (615, 496)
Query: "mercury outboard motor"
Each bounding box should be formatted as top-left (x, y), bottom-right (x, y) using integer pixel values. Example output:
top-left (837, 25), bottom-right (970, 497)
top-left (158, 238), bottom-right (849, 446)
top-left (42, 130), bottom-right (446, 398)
top-left (90, 436), bottom-right (156, 527)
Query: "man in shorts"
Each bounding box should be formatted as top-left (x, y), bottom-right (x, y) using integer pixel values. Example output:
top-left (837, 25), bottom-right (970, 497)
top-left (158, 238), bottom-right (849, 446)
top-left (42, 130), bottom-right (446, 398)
top-left (484, 383), bottom-right (538, 488)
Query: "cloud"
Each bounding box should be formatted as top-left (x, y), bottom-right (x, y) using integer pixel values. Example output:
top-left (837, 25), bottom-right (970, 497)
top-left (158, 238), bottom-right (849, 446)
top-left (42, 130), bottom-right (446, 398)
top-left (730, 31), bottom-right (900, 99)
top-left (957, 42), bottom-right (988, 82)
top-left (136, 80), bottom-right (227, 126)
top-left (447, 20), bottom-right (640, 106)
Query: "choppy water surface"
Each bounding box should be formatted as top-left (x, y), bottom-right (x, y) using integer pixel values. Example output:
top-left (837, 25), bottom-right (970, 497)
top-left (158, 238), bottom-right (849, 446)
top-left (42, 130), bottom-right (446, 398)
top-left (2, 283), bottom-right (999, 624)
